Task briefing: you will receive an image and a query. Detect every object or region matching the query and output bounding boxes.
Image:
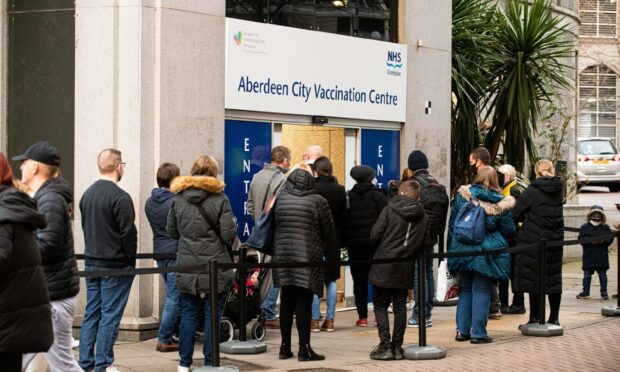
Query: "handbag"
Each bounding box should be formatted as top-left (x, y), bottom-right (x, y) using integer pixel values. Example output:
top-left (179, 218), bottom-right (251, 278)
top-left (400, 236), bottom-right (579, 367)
top-left (434, 259), bottom-right (459, 306)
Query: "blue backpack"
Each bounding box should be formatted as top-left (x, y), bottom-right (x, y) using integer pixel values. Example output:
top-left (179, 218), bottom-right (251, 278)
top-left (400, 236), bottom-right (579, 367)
top-left (453, 198), bottom-right (486, 245)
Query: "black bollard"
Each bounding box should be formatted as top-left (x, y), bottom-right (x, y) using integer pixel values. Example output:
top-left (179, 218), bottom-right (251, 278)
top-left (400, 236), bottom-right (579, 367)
top-left (538, 239), bottom-right (547, 325)
top-left (417, 252), bottom-right (427, 346)
top-left (238, 246), bottom-right (247, 342)
top-left (209, 260), bottom-right (220, 368)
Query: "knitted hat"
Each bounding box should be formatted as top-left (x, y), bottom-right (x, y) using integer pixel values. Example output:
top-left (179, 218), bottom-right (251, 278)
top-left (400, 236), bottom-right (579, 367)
top-left (587, 205), bottom-right (606, 224)
top-left (408, 150), bottom-right (429, 170)
top-left (350, 165), bottom-right (375, 183)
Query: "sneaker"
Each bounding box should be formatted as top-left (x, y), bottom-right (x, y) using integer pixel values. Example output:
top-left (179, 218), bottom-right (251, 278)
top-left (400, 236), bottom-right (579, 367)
top-left (264, 318), bottom-right (280, 329)
top-left (602, 292), bottom-right (609, 300)
top-left (311, 320), bottom-right (321, 332)
top-left (488, 311), bottom-right (502, 320)
top-left (356, 318), bottom-right (368, 327)
top-left (156, 341), bottom-right (179, 352)
top-left (370, 344), bottom-right (394, 361)
top-left (576, 292), bottom-right (590, 299)
top-left (321, 319), bottom-right (335, 332)
top-left (106, 367), bottom-right (121, 372)
top-left (392, 345), bottom-right (404, 360)
top-left (406, 317), bottom-right (432, 328)
top-left (178, 367), bottom-right (190, 372)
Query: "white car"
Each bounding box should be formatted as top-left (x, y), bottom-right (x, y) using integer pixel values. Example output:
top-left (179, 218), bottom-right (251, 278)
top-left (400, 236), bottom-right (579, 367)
top-left (577, 138), bottom-right (620, 192)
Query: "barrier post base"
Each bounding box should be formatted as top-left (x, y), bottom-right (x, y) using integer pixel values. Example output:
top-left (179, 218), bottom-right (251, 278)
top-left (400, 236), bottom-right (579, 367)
top-left (403, 345), bottom-right (447, 360)
top-left (220, 340), bottom-right (267, 354)
top-left (519, 323), bottom-right (564, 337)
top-left (193, 366), bottom-right (239, 371)
top-left (602, 305), bottom-right (620, 316)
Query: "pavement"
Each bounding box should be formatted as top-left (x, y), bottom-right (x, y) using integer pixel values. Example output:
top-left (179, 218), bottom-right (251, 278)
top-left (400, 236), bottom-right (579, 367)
top-left (61, 249), bottom-right (619, 372)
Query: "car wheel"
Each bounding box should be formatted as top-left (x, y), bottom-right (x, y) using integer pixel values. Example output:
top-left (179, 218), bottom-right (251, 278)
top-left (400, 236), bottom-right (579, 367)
top-left (609, 184), bottom-right (620, 193)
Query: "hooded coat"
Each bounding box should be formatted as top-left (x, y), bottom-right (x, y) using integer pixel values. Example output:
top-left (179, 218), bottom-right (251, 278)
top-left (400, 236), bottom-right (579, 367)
top-left (579, 209), bottom-right (613, 270)
top-left (512, 176), bottom-right (564, 294)
top-left (145, 188), bottom-right (179, 255)
top-left (447, 185), bottom-right (516, 280)
top-left (272, 169), bottom-right (333, 296)
top-left (314, 174), bottom-right (346, 282)
top-left (167, 176), bottom-right (237, 295)
top-left (0, 185), bottom-right (53, 354)
top-left (343, 182), bottom-right (388, 260)
top-left (33, 178), bottom-right (80, 301)
top-left (369, 195), bottom-right (428, 289)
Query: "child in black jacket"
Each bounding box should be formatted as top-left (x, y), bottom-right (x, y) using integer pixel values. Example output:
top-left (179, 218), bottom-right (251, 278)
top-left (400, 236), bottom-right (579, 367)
top-left (577, 205), bottom-right (614, 300)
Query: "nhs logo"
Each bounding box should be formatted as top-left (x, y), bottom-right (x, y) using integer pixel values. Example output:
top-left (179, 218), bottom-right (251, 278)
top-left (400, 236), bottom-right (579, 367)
top-left (386, 51), bottom-right (402, 69)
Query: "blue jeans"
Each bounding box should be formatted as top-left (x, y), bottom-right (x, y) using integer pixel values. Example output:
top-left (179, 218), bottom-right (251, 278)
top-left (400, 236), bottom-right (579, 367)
top-left (156, 259), bottom-right (180, 343)
top-left (311, 281), bottom-right (337, 320)
top-left (412, 248), bottom-right (435, 319)
top-left (456, 270), bottom-right (493, 339)
top-left (78, 265), bottom-right (134, 372)
top-left (583, 268), bottom-right (608, 294)
top-left (179, 293), bottom-right (225, 367)
top-left (262, 284), bottom-right (280, 320)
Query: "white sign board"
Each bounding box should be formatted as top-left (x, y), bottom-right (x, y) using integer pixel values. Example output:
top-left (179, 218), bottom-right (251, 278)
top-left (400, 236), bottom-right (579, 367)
top-left (225, 18), bottom-right (407, 122)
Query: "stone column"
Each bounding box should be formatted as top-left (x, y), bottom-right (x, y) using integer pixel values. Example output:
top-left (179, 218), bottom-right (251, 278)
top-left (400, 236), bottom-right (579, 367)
top-left (400, 0), bottom-right (452, 188)
top-left (74, 0), bottom-right (225, 341)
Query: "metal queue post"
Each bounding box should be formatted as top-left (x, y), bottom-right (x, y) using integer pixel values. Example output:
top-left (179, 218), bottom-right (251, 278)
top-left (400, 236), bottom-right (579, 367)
top-left (602, 230), bottom-right (620, 316)
top-left (220, 245), bottom-right (267, 354)
top-left (519, 239), bottom-right (564, 337)
top-left (404, 250), bottom-right (447, 360)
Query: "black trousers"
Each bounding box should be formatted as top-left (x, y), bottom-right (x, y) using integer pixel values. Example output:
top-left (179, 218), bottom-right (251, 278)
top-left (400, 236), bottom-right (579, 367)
top-left (350, 263), bottom-right (371, 319)
top-left (528, 292), bottom-right (561, 322)
top-left (280, 285), bottom-right (314, 347)
top-left (499, 253), bottom-right (525, 308)
top-left (373, 286), bottom-right (407, 348)
top-left (0, 353), bottom-right (21, 372)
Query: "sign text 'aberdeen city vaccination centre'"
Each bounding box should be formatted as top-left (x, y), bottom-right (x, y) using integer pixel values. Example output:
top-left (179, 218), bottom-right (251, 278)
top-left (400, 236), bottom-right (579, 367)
top-left (225, 18), bottom-right (407, 122)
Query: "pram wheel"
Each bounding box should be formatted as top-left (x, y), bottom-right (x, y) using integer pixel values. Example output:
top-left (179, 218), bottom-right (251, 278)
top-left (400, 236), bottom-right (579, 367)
top-left (251, 321), bottom-right (265, 341)
top-left (220, 317), bottom-right (234, 342)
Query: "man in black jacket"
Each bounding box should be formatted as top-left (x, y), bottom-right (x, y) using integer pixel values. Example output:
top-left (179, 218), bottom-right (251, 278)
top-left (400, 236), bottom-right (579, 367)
top-left (79, 148), bottom-right (137, 372)
top-left (406, 150), bottom-right (449, 328)
top-left (14, 142), bottom-right (81, 371)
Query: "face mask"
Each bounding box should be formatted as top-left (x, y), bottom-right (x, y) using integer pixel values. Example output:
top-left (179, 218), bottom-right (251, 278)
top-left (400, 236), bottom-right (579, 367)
top-left (497, 172), bottom-right (506, 188)
top-left (590, 220), bottom-right (601, 227)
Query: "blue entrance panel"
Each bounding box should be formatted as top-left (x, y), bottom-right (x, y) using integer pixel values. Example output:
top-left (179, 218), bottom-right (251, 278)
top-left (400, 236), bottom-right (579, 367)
top-left (224, 119), bottom-right (272, 241)
top-left (360, 129), bottom-right (400, 190)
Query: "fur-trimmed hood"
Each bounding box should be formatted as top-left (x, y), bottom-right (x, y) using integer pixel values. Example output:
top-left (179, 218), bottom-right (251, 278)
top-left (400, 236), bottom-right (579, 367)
top-left (458, 185), bottom-right (515, 216)
top-left (170, 176), bottom-right (225, 194)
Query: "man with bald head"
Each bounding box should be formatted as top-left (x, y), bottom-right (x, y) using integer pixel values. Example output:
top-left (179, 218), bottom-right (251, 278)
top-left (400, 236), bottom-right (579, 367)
top-left (303, 145), bottom-right (323, 164)
top-left (79, 148), bottom-right (137, 372)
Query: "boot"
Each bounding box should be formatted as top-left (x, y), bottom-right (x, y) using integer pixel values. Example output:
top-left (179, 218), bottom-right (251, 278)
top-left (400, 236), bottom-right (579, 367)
top-left (298, 344), bottom-right (325, 361)
top-left (279, 343), bottom-right (293, 360)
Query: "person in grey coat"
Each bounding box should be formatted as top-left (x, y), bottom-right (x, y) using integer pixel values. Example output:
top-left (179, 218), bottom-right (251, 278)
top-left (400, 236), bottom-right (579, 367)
top-left (272, 168), bottom-right (333, 362)
top-left (167, 155), bottom-right (237, 371)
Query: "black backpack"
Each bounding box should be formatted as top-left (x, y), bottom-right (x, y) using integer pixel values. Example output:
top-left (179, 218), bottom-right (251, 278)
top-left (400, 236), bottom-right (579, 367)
top-left (413, 173), bottom-right (449, 246)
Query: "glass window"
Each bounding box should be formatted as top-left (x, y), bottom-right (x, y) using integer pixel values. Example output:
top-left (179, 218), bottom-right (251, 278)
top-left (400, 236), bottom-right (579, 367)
top-left (226, 0), bottom-right (398, 42)
top-left (579, 0), bottom-right (617, 38)
top-left (578, 64), bottom-right (618, 143)
top-left (578, 139), bottom-right (618, 155)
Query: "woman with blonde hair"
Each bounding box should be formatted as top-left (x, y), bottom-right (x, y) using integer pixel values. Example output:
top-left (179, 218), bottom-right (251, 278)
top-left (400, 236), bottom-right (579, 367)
top-left (447, 166), bottom-right (516, 344)
top-left (513, 159), bottom-right (564, 326)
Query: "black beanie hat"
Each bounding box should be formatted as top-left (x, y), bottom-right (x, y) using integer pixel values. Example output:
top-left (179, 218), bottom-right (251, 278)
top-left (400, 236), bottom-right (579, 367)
top-left (408, 150), bottom-right (428, 170)
top-left (350, 165), bottom-right (375, 183)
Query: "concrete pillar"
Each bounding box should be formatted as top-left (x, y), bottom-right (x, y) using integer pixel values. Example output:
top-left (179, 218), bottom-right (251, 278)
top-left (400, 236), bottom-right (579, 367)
top-left (74, 0), bottom-right (225, 340)
top-left (400, 0), bottom-right (452, 188)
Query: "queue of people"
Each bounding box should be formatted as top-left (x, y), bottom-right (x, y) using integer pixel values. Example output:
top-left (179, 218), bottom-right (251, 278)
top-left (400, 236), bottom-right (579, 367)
top-left (1, 139), bottom-right (605, 370)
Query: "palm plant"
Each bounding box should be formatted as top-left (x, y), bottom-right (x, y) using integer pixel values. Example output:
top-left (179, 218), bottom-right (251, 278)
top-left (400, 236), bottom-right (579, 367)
top-left (483, 0), bottom-right (574, 171)
top-left (451, 0), bottom-right (497, 190)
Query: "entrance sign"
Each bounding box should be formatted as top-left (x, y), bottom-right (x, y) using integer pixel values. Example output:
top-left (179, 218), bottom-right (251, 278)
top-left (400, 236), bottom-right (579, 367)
top-left (225, 18), bottom-right (407, 122)
top-left (361, 129), bottom-right (400, 190)
top-left (224, 119), bottom-right (272, 241)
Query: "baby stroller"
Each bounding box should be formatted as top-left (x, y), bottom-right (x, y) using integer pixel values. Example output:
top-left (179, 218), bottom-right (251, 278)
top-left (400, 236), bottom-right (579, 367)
top-left (220, 252), bottom-right (267, 342)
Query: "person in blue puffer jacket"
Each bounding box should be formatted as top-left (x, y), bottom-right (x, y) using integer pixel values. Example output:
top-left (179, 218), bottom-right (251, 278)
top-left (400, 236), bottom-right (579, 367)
top-left (447, 166), bottom-right (516, 344)
top-left (145, 162), bottom-right (181, 352)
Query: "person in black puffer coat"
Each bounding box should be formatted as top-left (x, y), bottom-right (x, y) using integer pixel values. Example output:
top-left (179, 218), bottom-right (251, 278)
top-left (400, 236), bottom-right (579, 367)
top-left (343, 165), bottom-right (387, 326)
top-left (273, 168), bottom-right (333, 362)
top-left (13, 141), bottom-right (80, 371)
top-left (512, 159), bottom-right (564, 325)
top-left (310, 156), bottom-right (346, 332)
top-left (0, 153), bottom-right (52, 371)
